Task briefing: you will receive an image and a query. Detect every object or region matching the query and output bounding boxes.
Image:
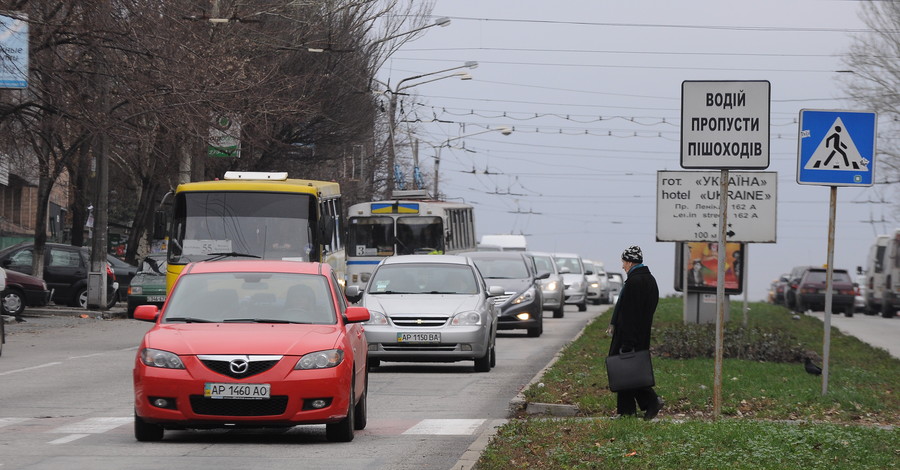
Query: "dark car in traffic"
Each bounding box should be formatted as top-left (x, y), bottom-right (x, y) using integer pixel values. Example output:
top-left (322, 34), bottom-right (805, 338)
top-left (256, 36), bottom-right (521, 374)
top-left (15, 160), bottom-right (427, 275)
top-left (0, 242), bottom-right (118, 308)
top-left (463, 251), bottom-right (548, 337)
top-left (1, 268), bottom-right (52, 318)
top-left (795, 267), bottom-right (856, 316)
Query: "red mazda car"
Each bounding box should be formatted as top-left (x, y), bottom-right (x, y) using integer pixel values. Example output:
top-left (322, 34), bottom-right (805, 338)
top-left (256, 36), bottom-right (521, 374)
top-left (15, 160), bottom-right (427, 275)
top-left (132, 260), bottom-right (370, 442)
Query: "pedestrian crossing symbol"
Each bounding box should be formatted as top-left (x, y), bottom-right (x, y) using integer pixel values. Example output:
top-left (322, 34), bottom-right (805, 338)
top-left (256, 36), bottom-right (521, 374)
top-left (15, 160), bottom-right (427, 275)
top-left (803, 117), bottom-right (868, 171)
top-left (797, 109), bottom-right (877, 187)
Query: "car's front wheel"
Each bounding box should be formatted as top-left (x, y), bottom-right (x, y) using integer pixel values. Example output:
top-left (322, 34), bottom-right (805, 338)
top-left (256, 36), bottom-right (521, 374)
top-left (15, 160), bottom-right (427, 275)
top-left (354, 370), bottom-right (368, 431)
top-left (474, 346), bottom-right (492, 372)
top-left (326, 381), bottom-right (355, 442)
top-left (134, 413), bottom-right (164, 442)
top-left (1, 288), bottom-right (25, 318)
top-left (577, 301), bottom-right (587, 312)
top-left (552, 305), bottom-right (564, 318)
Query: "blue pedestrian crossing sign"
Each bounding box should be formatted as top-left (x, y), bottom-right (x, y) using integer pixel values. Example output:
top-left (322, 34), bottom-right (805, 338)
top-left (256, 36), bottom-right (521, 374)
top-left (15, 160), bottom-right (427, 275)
top-left (797, 109), bottom-right (876, 186)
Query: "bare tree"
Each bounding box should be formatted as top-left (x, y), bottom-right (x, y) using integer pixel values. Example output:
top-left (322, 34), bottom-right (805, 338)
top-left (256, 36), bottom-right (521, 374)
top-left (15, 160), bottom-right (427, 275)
top-left (841, 1), bottom-right (900, 216)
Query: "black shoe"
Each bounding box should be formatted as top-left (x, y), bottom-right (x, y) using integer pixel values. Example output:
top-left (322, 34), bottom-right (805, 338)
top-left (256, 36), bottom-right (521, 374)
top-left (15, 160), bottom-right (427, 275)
top-left (644, 397), bottom-right (664, 421)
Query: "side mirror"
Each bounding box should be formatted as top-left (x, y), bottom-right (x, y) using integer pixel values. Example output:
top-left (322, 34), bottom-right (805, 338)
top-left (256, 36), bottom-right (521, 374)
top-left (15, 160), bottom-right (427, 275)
top-left (536, 271), bottom-right (551, 280)
top-left (345, 285), bottom-right (362, 303)
top-left (153, 210), bottom-right (168, 240)
top-left (343, 306), bottom-right (370, 323)
top-left (487, 285), bottom-right (505, 297)
top-left (584, 269), bottom-right (593, 275)
top-left (134, 305), bottom-right (160, 322)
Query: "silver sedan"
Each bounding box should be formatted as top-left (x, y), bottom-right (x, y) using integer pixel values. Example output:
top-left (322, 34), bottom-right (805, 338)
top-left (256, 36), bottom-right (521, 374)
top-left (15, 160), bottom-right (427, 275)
top-left (346, 255), bottom-right (502, 372)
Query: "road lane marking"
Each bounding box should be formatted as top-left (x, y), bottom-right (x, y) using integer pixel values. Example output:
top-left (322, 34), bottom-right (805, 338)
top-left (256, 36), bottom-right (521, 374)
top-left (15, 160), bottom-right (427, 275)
top-left (402, 419), bottom-right (485, 435)
top-left (50, 417), bottom-right (132, 434)
top-left (48, 434), bottom-right (90, 445)
top-left (0, 417), bottom-right (30, 428)
top-left (0, 362), bottom-right (62, 376)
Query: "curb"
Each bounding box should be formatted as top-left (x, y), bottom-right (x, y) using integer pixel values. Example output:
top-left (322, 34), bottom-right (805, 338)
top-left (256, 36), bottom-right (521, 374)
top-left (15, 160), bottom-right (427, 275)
top-left (18, 304), bottom-right (129, 321)
top-left (451, 308), bottom-right (608, 470)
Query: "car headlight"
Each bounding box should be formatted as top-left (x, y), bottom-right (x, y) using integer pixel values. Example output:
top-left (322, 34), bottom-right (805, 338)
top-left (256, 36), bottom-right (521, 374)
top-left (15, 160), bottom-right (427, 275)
top-left (511, 287), bottom-right (535, 305)
top-left (450, 311), bottom-right (482, 326)
top-left (140, 348), bottom-right (185, 369)
top-left (365, 310), bottom-right (389, 325)
top-left (295, 349), bottom-right (344, 370)
top-left (545, 280), bottom-right (559, 291)
top-left (130, 286), bottom-right (143, 295)
top-left (590, 282), bottom-right (600, 288)
top-left (571, 281), bottom-right (583, 290)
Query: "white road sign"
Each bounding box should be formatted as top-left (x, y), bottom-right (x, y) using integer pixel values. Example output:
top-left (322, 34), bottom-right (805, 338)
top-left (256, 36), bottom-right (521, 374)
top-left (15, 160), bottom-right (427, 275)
top-left (681, 80), bottom-right (770, 169)
top-left (656, 170), bottom-right (777, 243)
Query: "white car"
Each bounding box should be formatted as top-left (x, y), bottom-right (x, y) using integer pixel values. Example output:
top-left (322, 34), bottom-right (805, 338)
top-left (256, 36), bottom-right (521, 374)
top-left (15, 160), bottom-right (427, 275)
top-left (526, 251), bottom-right (565, 318)
top-left (553, 253), bottom-right (588, 312)
top-left (345, 255), bottom-right (502, 372)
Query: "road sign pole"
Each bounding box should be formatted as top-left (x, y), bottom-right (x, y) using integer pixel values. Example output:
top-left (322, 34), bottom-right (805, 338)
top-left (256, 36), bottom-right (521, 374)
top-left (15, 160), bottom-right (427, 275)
top-left (713, 168), bottom-right (729, 417)
top-left (822, 186), bottom-right (837, 395)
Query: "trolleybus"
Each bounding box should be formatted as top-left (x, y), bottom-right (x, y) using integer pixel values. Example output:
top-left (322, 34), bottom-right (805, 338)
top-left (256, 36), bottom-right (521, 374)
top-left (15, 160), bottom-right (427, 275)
top-left (345, 191), bottom-right (476, 289)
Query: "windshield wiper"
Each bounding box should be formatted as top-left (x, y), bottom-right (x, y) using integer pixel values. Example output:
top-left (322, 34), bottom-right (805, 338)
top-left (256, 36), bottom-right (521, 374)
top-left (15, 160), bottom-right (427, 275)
top-left (165, 317), bottom-right (215, 323)
top-left (223, 318), bottom-right (311, 324)
top-left (205, 252), bottom-right (262, 261)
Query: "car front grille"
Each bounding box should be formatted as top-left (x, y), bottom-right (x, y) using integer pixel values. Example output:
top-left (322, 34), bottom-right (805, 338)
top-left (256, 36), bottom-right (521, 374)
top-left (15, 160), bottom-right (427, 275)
top-left (189, 396), bottom-right (289, 416)
top-left (391, 316), bottom-right (448, 327)
top-left (200, 359), bottom-right (281, 379)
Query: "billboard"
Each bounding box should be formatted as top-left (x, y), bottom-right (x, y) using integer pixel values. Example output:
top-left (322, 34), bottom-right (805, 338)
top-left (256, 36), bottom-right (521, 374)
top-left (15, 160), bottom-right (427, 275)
top-left (674, 241), bottom-right (744, 295)
top-left (1, 13), bottom-right (29, 89)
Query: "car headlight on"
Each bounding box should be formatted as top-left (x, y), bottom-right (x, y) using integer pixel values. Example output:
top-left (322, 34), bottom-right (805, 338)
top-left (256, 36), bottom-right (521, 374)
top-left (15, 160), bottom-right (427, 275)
top-left (511, 287), bottom-right (535, 305)
top-left (140, 348), bottom-right (185, 369)
top-left (450, 311), bottom-right (482, 326)
top-left (545, 280), bottom-right (559, 291)
top-left (365, 310), bottom-right (389, 325)
top-left (295, 349), bottom-right (344, 369)
top-left (590, 282), bottom-right (600, 288)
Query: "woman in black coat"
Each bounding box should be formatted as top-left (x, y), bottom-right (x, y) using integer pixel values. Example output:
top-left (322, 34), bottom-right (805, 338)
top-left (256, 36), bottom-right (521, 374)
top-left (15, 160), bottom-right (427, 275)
top-left (607, 245), bottom-right (664, 419)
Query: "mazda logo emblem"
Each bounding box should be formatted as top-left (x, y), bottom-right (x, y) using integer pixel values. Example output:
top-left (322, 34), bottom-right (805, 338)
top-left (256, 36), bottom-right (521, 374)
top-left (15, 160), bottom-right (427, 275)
top-left (229, 358), bottom-right (249, 374)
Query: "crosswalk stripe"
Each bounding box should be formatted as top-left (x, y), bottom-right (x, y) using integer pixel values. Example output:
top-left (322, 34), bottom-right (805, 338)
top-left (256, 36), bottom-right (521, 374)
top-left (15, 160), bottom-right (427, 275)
top-left (402, 419), bottom-right (485, 435)
top-left (0, 417), bottom-right (31, 428)
top-left (50, 417), bottom-right (132, 434)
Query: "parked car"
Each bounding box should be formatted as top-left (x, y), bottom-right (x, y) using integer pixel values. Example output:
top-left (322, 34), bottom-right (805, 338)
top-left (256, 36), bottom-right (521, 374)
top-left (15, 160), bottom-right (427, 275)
top-left (783, 265), bottom-right (814, 311)
top-left (345, 255), bottom-right (501, 372)
top-left (0, 242), bottom-right (118, 308)
top-left (772, 273), bottom-right (789, 304)
top-left (464, 251), bottom-right (547, 337)
top-left (132, 259), bottom-right (370, 442)
top-left (107, 255), bottom-right (138, 302)
top-left (126, 254), bottom-right (167, 318)
top-left (552, 253), bottom-right (588, 312)
top-left (525, 251), bottom-right (565, 318)
top-left (1, 268), bottom-right (52, 318)
top-left (795, 267), bottom-right (856, 316)
top-left (607, 272), bottom-right (623, 304)
top-left (864, 231), bottom-right (899, 318)
top-left (854, 267), bottom-right (867, 314)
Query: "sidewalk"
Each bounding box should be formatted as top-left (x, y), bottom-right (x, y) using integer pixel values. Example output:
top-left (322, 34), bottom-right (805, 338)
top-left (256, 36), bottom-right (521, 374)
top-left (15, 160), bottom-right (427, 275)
top-left (3, 303), bottom-right (129, 323)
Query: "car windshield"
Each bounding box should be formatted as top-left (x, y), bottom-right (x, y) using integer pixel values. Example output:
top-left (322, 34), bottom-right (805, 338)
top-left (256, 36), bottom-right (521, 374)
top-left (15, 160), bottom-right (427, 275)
top-left (804, 271), bottom-right (852, 284)
top-left (555, 257), bottom-right (583, 274)
top-left (471, 257), bottom-right (529, 279)
top-left (368, 263), bottom-right (478, 294)
top-left (531, 255), bottom-right (555, 275)
top-left (162, 272), bottom-right (336, 324)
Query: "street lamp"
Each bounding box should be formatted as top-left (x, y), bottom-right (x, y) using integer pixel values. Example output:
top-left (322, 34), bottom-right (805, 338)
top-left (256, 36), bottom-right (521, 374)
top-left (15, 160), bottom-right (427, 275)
top-left (433, 126), bottom-right (514, 198)
top-left (372, 17), bottom-right (451, 46)
top-left (382, 61), bottom-right (478, 196)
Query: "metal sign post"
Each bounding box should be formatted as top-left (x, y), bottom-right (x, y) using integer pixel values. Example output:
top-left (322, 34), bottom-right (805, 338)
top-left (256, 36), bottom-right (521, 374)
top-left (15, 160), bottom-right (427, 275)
top-left (797, 109), bottom-right (876, 396)
top-left (679, 80), bottom-right (771, 418)
top-left (713, 169), bottom-right (729, 416)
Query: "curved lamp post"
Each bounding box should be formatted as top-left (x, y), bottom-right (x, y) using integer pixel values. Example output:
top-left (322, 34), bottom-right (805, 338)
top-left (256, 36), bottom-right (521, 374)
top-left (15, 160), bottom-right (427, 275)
top-left (382, 61), bottom-right (478, 196)
top-left (433, 126), bottom-right (513, 198)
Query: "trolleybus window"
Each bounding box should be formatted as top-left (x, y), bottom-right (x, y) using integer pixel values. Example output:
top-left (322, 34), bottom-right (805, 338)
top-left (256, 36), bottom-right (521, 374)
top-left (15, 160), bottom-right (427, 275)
top-left (396, 216), bottom-right (443, 255)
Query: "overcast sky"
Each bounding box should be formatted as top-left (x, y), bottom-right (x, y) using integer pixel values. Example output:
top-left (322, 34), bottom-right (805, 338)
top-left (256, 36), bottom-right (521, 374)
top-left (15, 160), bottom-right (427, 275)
top-left (375, 0), bottom-right (895, 301)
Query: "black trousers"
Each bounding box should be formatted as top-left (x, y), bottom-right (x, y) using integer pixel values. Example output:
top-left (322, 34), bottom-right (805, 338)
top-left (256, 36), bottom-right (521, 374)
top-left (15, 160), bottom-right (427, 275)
top-left (616, 387), bottom-right (658, 415)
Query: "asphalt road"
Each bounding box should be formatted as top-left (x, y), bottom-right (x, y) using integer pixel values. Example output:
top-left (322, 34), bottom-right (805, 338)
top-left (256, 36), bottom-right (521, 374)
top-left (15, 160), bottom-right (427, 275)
top-left (0, 303), bottom-right (608, 470)
top-left (805, 309), bottom-right (900, 359)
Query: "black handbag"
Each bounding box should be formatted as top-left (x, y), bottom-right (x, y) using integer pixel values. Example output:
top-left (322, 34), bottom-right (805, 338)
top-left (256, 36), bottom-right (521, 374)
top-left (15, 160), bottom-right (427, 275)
top-left (605, 349), bottom-right (655, 392)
